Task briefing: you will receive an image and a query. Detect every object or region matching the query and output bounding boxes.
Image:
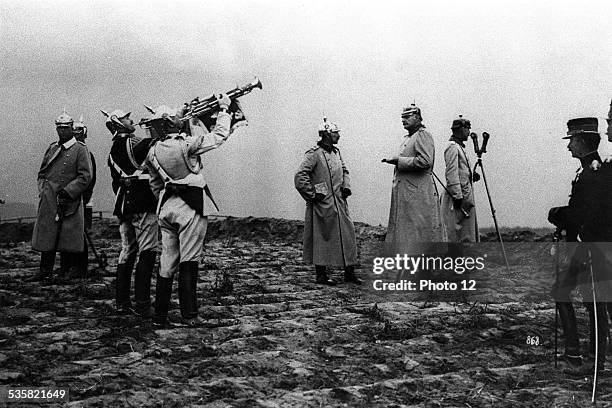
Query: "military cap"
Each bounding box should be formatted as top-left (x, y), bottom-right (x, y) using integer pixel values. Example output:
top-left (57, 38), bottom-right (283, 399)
top-left (451, 115), bottom-right (471, 129)
top-left (563, 117), bottom-right (599, 139)
top-left (401, 103), bottom-right (422, 119)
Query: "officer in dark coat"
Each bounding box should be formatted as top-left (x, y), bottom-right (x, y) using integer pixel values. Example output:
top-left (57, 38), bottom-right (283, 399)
top-left (104, 109), bottom-right (158, 317)
top-left (549, 117), bottom-right (612, 373)
top-left (30, 110), bottom-right (92, 282)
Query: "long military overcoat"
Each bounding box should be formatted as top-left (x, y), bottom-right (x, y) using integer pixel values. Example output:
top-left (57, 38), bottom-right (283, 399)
top-left (385, 127), bottom-right (445, 252)
top-left (32, 139), bottom-right (92, 252)
top-left (294, 145), bottom-right (358, 267)
top-left (441, 141), bottom-right (478, 242)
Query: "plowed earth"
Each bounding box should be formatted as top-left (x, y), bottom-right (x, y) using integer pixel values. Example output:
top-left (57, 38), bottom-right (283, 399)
top-left (0, 218), bottom-right (610, 407)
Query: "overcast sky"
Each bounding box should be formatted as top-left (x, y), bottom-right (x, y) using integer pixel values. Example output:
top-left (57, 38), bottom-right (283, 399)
top-left (1, 0), bottom-right (611, 227)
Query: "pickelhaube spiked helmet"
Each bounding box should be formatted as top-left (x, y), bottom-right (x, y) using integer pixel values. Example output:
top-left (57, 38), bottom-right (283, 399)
top-left (451, 115), bottom-right (471, 129)
top-left (105, 109), bottom-right (131, 123)
top-left (139, 105), bottom-right (183, 131)
top-left (73, 114), bottom-right (87, 137)
top-left (101, 109), bottom-right (134, 134)
top-left (318, 116), bottom-right (340, 133)
top-left (55, 108), bottom-right (73, 127)
top-left (401, 103), bottom-right (422, 119)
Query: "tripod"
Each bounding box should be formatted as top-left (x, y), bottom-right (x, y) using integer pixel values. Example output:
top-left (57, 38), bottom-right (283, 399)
top-left (471, 132), bottom-right (510, 272)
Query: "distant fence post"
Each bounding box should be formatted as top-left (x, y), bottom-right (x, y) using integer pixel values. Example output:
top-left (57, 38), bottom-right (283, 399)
top-left (98, 211), bottom-right (103, 220)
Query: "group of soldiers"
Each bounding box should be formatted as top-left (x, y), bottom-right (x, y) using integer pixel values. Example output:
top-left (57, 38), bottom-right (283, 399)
top-left (27, 93), bottom-right (611, 373)
top-left (295, 104), bottom-right (479, 285)
top-left (295, 103), bottom-right (612, 375)
top-left (30, 94), bottom-right (234, 328)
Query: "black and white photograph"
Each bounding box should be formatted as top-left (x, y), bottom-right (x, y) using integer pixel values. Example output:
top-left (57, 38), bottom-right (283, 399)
top-left (1, 0), bottom-right (612, 406)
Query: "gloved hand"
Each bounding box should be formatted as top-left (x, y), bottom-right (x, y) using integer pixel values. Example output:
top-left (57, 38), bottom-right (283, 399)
top-left (57, 189), bottom-right (71, 202)
top-left (381, 157), bottom-right (399, 165)
top-left (548, 206), bottom-right (569, 229)
top-left (453, 198), bottom-right (463, 211)
top-left (313, 192), bottom-right (326, 202)
top-left (341, 187), bottom-right (352, 199)
top-left (217, 93), bottom-right (231, 111)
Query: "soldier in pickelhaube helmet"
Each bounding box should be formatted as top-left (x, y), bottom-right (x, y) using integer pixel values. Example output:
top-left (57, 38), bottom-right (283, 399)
top-left (143, 94), bottom-right (232, 328)
top-left (103, 108), bottom-right (159, 317)
top-left (29, 109), bottom-right (92, 282)
top-left (64, 115), bottom-right (97, 277)
top-left (441, 116), bottom-right (479, 243)
top-left (382, 103), bottom-right (444, 252)
top-left (294, 117), bottom-right (361, 285)
top-left (548, 117), bottom-right (612, 373)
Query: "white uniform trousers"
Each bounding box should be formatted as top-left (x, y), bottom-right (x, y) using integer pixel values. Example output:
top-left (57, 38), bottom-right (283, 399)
top-left (118, 212), bottom-right (159, 264)
top-left (158, 195), bottom-right (207, 278)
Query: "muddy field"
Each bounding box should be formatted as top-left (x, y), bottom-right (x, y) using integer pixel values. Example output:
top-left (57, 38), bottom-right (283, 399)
top-left (0, 217), bottom-right (610, 407)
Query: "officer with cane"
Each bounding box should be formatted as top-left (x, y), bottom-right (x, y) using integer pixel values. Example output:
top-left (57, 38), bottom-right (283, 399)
top-left (442, 116), bottom-right (479, 243)
top-left (30, 110), bottom-right (92, 282)
top-left (548, 117), bottom-right (612, 377)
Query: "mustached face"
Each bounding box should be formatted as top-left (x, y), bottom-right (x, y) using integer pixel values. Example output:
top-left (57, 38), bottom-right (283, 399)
top-left (56, 126), bottom-right (73, 143)
top-left (402, 113), bottom-right (421, 130)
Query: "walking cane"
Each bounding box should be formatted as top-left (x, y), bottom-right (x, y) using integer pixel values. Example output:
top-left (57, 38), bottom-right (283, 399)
top-left (471, 132), bottom-right (510, 272)
top-left (51, 199), bottom-right (67, 283)
top-left (431, 171), bottom-right (470, 218)
top-left (552, 228), bottom-right (561, 368)
top-left (84, 228), bottom-right (108, 270)
top-left (587, 248), bottom-right (599, 404)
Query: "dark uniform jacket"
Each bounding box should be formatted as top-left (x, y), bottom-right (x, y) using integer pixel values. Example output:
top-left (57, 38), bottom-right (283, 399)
top-left (565, 156), bottom-right (612, 242)
top-left (552, 155), bottom-right (612, 302)
top-left (108, 133), bottom-right (157, 218)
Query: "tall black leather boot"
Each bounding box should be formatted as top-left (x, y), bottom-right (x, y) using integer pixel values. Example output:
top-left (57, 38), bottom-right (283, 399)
top-left (315, 265), bottom-right (336, 286)
top-left (178, 261), bottom-right (201, 326)
top-left (76, 237), bottom-right (89, 278)
top-left (134, 250), bottom-right (157, 319)
top-left (153, 274), bottom-right (174, 328)
top-left (344, 265), bottom-right (363, 285)
top-left (557, 302), bottom-right (581, 364)
top-left (115, 255), bottom-right (137, 315)
top-left (27, 251), bottom-right (55, 283)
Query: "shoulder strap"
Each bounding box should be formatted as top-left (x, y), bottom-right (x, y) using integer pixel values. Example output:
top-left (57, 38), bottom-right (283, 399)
top-left (456, 144), bottom-right (473, 180)
top-left (150, 145), bottom-right (175, 183)
top-left (126, 138), bottom-right (140, 169)
top-left (108, 148), bottom-right (143, 178)
top-left (178, 136), bottom-right (201, 174)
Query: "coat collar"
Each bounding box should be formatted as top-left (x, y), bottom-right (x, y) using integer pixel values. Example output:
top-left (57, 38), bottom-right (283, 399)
top-left (61, 137), bottom-right (76, 149)
top-left (317, 140), bottom-right (337, 153)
